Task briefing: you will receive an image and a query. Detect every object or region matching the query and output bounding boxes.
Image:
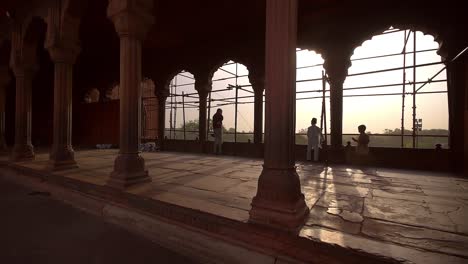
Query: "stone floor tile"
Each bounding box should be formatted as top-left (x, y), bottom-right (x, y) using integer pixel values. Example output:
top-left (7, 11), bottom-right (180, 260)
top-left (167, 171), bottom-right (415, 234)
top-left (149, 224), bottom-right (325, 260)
top-left (420, 187), bottom-right (468, 200)
top-left (303, 190), bottom-right (324, 208)
top-left (447, 206), bottom-right (468, 234)
top-left (305, 206), bottom-right (362, 234)
top-left (184, 175), bottom-right (245, 193)
top-left (364, 196), bottom-right (457, 233)
top-left (325, 184), bottom-right (370, 198)
top-left (224, 181), bottom-right (258, 199)
top-left (224, 170), bottom-right (261, 181)
top-left (301, 226), bottom-right (468, 264)
top-left (315, 192), bottom-right (364, 213)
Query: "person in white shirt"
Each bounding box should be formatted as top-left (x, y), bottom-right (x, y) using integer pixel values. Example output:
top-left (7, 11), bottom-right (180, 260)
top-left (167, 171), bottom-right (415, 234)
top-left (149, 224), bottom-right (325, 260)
top-left (307, 118), bottom-right (323, 162)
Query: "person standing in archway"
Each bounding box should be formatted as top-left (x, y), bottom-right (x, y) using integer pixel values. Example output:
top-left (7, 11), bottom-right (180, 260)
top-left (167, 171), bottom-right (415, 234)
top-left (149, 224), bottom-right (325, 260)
top-left (212, 109), bottom-right (224, 154)
top-left (307, 118), bottom-right (323, 162)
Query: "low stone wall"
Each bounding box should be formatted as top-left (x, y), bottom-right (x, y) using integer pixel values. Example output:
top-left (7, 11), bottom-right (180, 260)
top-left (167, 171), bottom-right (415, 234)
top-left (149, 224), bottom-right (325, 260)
top-left (163, 140), bottom-right (452, 171)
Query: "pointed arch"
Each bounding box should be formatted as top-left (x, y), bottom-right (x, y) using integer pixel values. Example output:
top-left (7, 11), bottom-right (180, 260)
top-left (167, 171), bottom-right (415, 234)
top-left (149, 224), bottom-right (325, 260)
top-left (210, 60), bottom-right (253, 143)
top-left (295, 49), bottom-right (328, 146)
top-left (342, 26), bottom-right (449, 149)
top-left (165, 70), bottom-right (198, 140)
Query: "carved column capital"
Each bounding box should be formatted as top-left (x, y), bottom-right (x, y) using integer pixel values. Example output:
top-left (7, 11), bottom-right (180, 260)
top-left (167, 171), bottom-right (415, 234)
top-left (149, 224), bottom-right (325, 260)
top-left (46, 6), bottom-right (81, 64)
top-left (156, 88), bottom-right (169, 102)
top-left (10, 44), bottom-right (38, 78)
top-left (248, 73), bottom-right (265, 94)
top-left (322, 47), bottom-right (352, 86)
top-left (107, 0), bottom-right (154, 39)
top-left (195, 79), bottom-right (212, 98)
top-left (48, 45), bottom-right (81, 64)
top-left (323, 58), bottom-right (350, 87)
top-left (12, 63), bottom-right (38, 79)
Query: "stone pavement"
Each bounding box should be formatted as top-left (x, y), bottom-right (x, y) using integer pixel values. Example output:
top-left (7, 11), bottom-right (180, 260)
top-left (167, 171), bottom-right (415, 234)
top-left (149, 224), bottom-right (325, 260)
top-left (1, 149), bottom-right (468, 263)
top-left (0, 176), bottom-right (198, 264)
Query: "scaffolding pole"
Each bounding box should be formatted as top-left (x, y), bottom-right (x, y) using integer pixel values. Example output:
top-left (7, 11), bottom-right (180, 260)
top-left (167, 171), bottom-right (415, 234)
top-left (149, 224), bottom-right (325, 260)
top-left (321, 71), bottom-right (329, 164)
top-left (207, 92), bottom-right (211, 140)
top-left (174, 77), bottom-right (178, 139)
top-left (182, 91), bottom-right (186, 140)
top-left (234, 63), bottom-right (238, 143)
top-left (412, 30), bottom-right (417, 148)
top-left (169, 79), bottom-right (174, 139)
top-left (401, 30), bottom-right (408, 148)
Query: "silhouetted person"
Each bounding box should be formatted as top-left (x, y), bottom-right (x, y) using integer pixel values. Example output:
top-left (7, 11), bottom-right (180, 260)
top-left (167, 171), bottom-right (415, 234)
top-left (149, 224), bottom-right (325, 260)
top-left (213, 109), bottom-right (223, 154)
top-left (307, 118), bottom-right (323, 161)
top-left (352, 125), bottom-right (370, 162)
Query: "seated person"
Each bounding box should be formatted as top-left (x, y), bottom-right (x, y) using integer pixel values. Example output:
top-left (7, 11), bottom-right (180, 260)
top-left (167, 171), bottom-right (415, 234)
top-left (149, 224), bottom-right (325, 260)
top-left (352, 124), bottom-right (370, 158)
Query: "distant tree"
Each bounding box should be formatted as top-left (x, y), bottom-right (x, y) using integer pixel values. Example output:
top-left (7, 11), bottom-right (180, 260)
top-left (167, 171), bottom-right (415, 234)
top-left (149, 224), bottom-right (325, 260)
top-left (181, 119), bottom-right (199, 132)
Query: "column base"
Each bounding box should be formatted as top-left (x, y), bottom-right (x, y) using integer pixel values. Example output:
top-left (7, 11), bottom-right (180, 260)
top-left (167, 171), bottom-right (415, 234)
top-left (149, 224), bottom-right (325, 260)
top-left (11, 144), bottom-right (35, 162)
top-left (108, 153), bottom-right (150, 189)
top-left (249, 167), bottom-right (310, 233)
top-left (48, 146), bottom-right (78, 171)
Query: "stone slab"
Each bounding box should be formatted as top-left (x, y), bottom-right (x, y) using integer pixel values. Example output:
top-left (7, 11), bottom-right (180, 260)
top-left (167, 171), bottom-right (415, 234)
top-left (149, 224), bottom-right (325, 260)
top-left (362, 218), bottom-right (468, 258)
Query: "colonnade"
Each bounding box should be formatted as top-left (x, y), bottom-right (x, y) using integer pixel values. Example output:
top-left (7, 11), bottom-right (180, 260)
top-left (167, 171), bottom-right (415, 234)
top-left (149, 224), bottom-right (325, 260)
top-left (1, 0), bottom-right (466, 232)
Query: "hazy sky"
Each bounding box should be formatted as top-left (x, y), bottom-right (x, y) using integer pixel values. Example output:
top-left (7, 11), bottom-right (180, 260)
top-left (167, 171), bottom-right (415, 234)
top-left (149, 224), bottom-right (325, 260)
top-left (166, 28), bottom-right (448, 135)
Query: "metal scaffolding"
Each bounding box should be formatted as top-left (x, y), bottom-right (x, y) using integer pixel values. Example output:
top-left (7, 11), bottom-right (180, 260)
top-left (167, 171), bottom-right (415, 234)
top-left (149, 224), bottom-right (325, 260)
top-left (164, 28), bottom-right (457, 148)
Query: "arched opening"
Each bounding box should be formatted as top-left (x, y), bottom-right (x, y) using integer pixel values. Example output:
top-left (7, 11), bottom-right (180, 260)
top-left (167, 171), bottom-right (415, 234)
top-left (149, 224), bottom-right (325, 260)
top-left (99, 79), bottom-right (157, 141)
top-left (23, 17), bottom-right (52, 148)
top-left (295, 49), bottom-right (329, 145)
top-left (210, 61), bottom-right (252, 143)
top-left (165, 71), bottom-right (198, 140)
top-left (343, 27), bottom-right (448, 149)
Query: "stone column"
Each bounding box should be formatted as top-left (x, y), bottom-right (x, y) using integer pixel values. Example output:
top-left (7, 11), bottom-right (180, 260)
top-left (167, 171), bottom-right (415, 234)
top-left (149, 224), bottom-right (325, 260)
top-left (249, 0), bottom-right (309, 232)
top-left (156, 88), bottom-right (168, 150)
top-left (329, 76), bottom-right (345, 148)
top-left (47, 47), bottom-right (80, 170)
top-left (107, 0), bottom-right (154, 188)
top-left (11, 64), bottom-right (36, 161)
top-left (324, 51), bottom-right (350, 161)
top-left (0, 67), bottom-right (10, 152)
top-left (249, 74), bottom-right (265, 144)
top-left (447, 57), bottom-right (467, 172)
top-left (195, 78), bottom-right (212, 145)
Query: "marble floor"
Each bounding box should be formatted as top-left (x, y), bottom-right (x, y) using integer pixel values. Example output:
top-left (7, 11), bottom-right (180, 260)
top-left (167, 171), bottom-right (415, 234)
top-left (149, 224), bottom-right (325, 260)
top-left (2, 149), bottom-right (468, 263)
